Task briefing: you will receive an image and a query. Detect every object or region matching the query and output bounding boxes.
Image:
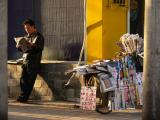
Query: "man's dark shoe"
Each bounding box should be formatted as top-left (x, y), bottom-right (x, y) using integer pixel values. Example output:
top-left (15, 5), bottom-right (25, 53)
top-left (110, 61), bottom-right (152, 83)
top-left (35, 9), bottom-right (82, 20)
top-left (17, 96), bottom-right (28, 103)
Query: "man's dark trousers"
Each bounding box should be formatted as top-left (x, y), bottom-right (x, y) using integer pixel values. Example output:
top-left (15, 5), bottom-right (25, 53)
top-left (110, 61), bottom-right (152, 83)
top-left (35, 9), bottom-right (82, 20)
top-left (19, 62), bottom-right (39, 101)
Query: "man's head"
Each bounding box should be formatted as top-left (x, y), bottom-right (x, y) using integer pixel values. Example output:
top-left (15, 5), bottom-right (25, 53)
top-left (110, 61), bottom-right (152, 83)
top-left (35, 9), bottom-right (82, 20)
top-left (23, 19), bottom-right (36, 35)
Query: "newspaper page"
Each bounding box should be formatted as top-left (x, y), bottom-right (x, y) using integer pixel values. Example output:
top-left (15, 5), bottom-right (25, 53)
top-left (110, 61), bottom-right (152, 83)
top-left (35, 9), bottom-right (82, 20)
top-left (14, 37), bottom-right (31, 52)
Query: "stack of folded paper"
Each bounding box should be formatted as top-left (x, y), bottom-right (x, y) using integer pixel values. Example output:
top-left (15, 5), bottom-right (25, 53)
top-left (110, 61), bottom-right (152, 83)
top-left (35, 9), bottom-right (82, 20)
top-left (118, 33), bottom-right (143, 54)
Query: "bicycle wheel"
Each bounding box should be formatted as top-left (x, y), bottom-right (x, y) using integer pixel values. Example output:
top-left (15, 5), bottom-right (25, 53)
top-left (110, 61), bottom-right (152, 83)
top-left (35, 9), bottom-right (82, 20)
top-left (96, 87), bottom-right (112, 114)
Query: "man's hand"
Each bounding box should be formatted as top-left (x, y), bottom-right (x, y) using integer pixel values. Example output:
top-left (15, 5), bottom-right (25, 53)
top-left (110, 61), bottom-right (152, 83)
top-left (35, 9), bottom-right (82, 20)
top-left (28, 41), bottom-right (34, 46)
top-left (16, 45), bottom-right (20, 48)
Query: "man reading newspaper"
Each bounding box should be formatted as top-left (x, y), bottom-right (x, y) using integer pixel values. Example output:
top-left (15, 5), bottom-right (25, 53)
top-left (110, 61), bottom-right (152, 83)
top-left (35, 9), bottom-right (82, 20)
top-left (16, 19), bottom-right (44, 102)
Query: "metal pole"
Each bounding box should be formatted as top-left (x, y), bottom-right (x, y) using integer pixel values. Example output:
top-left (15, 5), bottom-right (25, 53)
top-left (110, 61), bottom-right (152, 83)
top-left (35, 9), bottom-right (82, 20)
top-left (78, 0), bottom-right (87, 65)
top-left (143, 0), bottom-right (160, 119)
top-left (127, 0), bottom-right (130, 33)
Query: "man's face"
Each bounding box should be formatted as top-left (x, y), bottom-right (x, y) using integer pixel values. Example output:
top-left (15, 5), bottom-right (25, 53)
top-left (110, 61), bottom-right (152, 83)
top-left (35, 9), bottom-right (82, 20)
top-left (24, 24), bottom-right (35, 35)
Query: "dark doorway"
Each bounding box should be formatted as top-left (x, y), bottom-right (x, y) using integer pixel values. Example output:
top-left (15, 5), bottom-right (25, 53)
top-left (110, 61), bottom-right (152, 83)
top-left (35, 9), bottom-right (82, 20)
top-left (8, 0), bottom-right (41, 60)
top-left (130, 0), bottom-right (144, 37)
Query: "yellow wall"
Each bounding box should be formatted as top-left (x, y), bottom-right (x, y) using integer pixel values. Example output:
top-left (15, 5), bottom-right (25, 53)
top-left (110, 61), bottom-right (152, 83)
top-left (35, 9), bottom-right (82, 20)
top-left (86, 0), bottom-right (103, 62)
top-left (86, 0), bottom-right (129, 63)
top-left (102, 0), bottom-right (128, 59)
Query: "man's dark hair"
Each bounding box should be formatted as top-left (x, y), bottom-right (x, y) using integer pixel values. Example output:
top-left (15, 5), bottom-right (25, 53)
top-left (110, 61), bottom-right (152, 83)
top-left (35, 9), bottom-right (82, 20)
top-left (23, 19), bottom-right (35, 27)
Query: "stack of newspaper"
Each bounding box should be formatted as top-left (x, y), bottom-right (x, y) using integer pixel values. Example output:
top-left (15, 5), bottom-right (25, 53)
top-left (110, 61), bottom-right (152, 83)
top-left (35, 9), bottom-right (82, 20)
top-left (117, 33), bottom-right (143, 54)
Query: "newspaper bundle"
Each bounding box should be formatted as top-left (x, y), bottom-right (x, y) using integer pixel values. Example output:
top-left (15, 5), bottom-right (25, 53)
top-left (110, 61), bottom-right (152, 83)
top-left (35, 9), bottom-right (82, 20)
top-left (117, 33), bottom-right (143, 54)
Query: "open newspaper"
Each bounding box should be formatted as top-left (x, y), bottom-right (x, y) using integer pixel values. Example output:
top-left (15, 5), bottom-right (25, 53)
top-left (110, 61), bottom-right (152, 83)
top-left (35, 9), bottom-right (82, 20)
top-left (14, 37), bottom-right (32, 52)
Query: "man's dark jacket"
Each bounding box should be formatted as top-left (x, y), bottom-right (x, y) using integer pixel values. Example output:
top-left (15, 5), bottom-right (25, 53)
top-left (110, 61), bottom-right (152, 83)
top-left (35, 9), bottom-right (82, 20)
top-left (22, 32), bottom-right (44, 69)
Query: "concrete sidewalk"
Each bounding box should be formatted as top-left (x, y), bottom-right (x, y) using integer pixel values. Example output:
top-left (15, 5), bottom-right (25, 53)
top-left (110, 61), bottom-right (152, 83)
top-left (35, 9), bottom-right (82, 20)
top-left (8, 100), bottom-right (142, 120)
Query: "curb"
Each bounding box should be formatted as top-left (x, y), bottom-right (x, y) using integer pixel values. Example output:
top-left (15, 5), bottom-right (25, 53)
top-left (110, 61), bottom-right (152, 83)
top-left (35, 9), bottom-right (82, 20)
top-left (8, 99), bottom-right (80, 109)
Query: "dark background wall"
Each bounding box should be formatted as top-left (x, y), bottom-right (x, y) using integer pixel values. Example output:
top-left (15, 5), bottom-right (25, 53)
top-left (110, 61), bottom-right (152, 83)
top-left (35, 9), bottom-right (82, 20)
top-left (8, 0), bottom-right (84, 61)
